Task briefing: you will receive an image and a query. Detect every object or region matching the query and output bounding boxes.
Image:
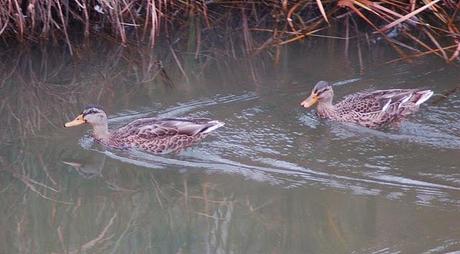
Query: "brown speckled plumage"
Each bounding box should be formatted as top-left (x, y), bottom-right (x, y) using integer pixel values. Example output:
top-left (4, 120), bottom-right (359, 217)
top-left (65, 107), bottom-right (224, 153)
top-left (107, 118), bottom-right (218, 153)
top-left (301, 81), bottom-right (434, 128)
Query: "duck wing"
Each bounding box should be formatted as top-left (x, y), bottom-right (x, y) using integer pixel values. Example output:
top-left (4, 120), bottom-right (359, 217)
top-left (337, 89), bottom-right (433, 115)
top-left (112, 118), bottom-right (224, 140)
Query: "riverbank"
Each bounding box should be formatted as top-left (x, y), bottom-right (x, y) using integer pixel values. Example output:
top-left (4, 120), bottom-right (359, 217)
top-left (1, 0), bottom-right (459, 62)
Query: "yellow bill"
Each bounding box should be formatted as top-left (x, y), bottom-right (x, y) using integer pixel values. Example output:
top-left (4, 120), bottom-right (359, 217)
top-left (300, 94), bottom-right (318, 108)
top-left (64, 114), bottom-right (86, 127)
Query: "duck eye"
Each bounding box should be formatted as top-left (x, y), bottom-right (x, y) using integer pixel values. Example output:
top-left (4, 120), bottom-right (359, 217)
top-left (318, 87), bottom-right (331, 95)
top-left (83, 109), bottom-right (98, 116)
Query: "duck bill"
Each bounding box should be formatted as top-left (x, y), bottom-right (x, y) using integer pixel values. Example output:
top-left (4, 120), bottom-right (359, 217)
top-left (64, 114), bottom-right (86, 127)
top-left (300, 95), bottom-right (318, 108)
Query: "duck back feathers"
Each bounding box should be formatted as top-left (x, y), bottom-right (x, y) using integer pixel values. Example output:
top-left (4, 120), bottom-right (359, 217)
top-left (108, 118), bottom-right (225, 153)
top-left (319, 88), bottom-right (433, 128)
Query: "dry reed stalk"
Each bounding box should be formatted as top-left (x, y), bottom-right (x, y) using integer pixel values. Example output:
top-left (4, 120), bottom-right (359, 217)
top-left (0, 0), bottom-right (458, 64)
top-left (386, 43), bottom-right (459, 64)
top-left (403, 31), bottom-right (443, 58)
top-left (149, 0), bottom-right (158, 48)
top-left (12, 0), bottom-right (25, 41)
top-left (448, 40), bottom-right (460, 62)
top-left (379, 0), bottom-right (441, 32)
top-left (316, 0), bottom-right (329, 24)
top-left (54, 0), bottom-right (73, 54)
top-left (424, 29), bottom-right (448, 61)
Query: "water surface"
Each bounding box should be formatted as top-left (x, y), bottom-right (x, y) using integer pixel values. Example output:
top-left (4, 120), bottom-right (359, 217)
top-left (0, 42), bottom-right (459, 253)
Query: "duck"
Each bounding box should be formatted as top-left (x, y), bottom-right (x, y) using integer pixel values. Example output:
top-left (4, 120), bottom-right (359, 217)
top-left (64, 106), bottom-right (224, 153)
top-left (300, 81), bottom-right (433, 128)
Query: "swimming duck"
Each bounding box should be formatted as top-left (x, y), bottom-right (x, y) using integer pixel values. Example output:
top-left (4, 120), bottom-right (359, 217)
top-left (300, 81), bottom-right (433, 128)
top-left (64, 106), bottom-right (224, 153)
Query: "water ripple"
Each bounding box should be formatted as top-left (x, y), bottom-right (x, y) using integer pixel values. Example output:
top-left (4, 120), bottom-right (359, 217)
top-left (80, 91), bottom-right (460, 209)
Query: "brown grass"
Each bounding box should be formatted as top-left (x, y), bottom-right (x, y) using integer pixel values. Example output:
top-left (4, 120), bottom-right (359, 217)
top-left (0, 0), bottom-right (458, 61)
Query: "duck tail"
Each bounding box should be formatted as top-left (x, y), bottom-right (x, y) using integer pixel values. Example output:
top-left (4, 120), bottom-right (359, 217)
top-left (414, 90), bottom-right (434, 105)
top-left (199, 120), bottom-right (225, 134)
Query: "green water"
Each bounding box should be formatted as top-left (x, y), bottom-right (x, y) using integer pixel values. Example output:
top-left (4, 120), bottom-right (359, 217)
top-left (0, 42), bottom-right (459, 254)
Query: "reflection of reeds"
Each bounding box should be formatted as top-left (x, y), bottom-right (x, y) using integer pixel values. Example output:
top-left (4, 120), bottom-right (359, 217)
top-left (0, 139), bottom-right (393, 253)
top-left (0, 41), bottom-right (174, 140)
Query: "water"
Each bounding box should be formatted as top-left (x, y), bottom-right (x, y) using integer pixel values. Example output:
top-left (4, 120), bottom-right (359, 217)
top-left (0, 42), bottom-right (459, 253)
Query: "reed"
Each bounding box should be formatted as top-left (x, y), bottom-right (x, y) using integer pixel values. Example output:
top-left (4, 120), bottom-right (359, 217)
top-left (0, 0), bottom-right (458, 62)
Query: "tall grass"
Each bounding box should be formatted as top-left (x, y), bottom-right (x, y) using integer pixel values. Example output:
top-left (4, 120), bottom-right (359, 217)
top-left (0, 0), bottom-right (459, 61)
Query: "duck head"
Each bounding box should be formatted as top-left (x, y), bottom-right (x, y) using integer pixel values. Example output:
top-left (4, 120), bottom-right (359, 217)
top-left (65, 106), bottom-right (108, 127)
top-left (65, 106), bottom-right (110, 141)
top-left (300, 81), bottom-right (334, 108)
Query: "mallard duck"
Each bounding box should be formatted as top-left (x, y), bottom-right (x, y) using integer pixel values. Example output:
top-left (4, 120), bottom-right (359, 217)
top-left (64, 106), bottom-right (224, 153)
top-left (300, 81), bottom-right (433, 128)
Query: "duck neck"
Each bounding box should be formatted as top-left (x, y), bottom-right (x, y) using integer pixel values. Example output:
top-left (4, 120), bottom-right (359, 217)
top-left (92, 123), bottom-right (110, 142)
top-left (317, 100), bottom-right (336, 118)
